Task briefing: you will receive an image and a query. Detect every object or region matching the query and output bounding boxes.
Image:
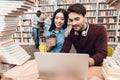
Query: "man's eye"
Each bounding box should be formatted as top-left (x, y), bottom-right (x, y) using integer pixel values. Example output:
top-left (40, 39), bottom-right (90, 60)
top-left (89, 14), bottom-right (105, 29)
top-left (75, 18), bottom-right (80, 21)
top-left (69, 20), bottom-right (73, 22)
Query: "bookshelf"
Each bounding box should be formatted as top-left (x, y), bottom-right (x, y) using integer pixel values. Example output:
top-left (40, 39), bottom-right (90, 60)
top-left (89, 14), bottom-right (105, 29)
top-left (13, 11), bottom-right (46, 44)
top-left (11, 0), bottom-right (36, 44)
top-left (117, 11), bottom-right (120, 42)
top-left (11, 0), bottom-right (120, 45)
top-left (13, 13), bottom-right (34, 44)
top-left (58, 0), bottom-right (120, 45)
top-left (98, 1), bottom-right (118, 45)
top-left (37, 0), bottom-right (113, 46)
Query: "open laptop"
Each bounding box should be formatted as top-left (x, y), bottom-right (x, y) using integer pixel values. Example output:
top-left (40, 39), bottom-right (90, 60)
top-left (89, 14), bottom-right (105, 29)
top-left (34, 52), bottom-right (89, 80)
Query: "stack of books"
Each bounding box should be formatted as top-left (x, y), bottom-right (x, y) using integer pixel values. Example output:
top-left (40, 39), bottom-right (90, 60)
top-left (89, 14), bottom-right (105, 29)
top-left (0, 0), bottom-right (35, 66)
top-left (0, 0), bottom-right (33, 75)
top-left (106, 0), bottom-right (120, 10)
top-left (0, 39), bottom-right (31, 65)
top-left (0, 0), bottom-right (35, 42)
top-left (0, 16), bottom-right (18, 42)
top-left (102, 44), bottom-right (120, 80)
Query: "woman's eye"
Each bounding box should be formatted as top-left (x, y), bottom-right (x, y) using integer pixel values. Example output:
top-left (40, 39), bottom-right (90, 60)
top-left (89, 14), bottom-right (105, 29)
top-left (61, 18), bottom-right (64, 20)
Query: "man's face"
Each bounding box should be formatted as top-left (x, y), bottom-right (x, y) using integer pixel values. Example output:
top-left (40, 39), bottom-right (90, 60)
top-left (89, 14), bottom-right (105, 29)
top-left (37, 12), bottom-right (41, 17)
top-left (68, 12), bottom-right (86, 31)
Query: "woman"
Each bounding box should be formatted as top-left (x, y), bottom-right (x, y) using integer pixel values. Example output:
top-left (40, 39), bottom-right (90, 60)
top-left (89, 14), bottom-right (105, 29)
top-left (45, 8), bottom-right (68, 52)
top-left (43, 13), bottom-right (52, 35)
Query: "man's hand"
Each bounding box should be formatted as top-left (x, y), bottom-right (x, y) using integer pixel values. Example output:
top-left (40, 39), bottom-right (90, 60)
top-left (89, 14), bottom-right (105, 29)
top-left (89, 58), bottom-right (95, 67)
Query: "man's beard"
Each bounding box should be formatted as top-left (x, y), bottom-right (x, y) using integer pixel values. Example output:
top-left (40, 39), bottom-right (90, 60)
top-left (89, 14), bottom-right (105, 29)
top-left (72, 24), bottom-right (84, 31)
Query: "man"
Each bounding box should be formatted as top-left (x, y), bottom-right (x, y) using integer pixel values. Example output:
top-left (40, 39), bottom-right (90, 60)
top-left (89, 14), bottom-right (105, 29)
top-left (31, 10), bottom-right (43, 49)
top-left (61, 3), bottom-right (107, 66)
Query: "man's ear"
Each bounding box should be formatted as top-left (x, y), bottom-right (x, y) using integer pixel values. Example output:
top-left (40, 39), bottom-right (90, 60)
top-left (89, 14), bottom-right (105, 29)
top-left (84, 13), bottom-right (87, 18)
top-left (84, 14), bottom-right (87, 22)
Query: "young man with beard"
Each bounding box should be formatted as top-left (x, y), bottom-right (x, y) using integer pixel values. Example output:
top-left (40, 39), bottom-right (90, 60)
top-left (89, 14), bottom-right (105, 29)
top-left (61, 3), bottom-right (107, 66)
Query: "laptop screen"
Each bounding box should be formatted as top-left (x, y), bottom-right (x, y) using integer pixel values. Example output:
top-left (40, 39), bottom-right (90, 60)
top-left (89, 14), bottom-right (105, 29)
top-left (34, 52), bottom-right (89, 80)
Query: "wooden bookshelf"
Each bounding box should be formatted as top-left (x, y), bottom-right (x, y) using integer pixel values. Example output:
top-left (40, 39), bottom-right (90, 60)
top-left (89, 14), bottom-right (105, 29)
top-left (13, 13), bottom-right (33, 44)
top-left (34, 0), bottom-right (120, 46)
top-left (5, 0), bottom-right (35, 44)
top-left (11, 0), bottom-right (120, 45)
top-left (98, 1), bottom-right (119, 45)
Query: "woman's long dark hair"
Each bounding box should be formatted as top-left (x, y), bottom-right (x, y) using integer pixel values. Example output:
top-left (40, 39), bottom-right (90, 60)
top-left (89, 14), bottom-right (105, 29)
top-left (49, 8), bottom-right (68, 31)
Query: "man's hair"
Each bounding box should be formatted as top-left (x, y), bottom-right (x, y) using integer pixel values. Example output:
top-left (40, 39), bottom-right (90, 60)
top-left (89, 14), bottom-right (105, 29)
top-left (37, 10), bottom-right (41, 13)
top-left (67, 3), bottom-right (86, 16)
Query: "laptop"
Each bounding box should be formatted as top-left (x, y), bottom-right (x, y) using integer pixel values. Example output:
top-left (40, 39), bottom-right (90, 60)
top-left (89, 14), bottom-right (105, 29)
top-left (34, 52), bottom-right (89, 80)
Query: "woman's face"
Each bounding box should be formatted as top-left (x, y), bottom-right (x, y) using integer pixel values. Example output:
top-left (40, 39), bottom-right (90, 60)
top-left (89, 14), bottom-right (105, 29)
top-left (54, 12), bottom-right (65, 29)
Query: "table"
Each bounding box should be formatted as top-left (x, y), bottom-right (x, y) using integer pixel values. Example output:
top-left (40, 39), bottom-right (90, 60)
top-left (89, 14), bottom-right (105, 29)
top-left (1, 60), bottom-right (105, 80)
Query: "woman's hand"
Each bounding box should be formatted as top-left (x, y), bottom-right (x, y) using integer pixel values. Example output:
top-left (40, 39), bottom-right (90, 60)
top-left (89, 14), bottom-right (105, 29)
top-left (46, 38), bottom-right (56, 52)
top-left (65, 25), bottom-right (72, 37)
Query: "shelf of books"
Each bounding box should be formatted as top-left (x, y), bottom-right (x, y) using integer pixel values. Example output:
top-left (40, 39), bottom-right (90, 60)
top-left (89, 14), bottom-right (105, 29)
top-left (98, 1), bottom-right (119, 45)
top-left (116, 11), bottom-right (120, 42)
top-left (11, 0), bottom-right (120, 45)
top-left (54, 0), bottom-right (120, 45)
top-left (12, 13), bottom-right (34, 44)
top-left (11, 1), bottom-right (36, 45)
top-left (38, 0), bottom-right (57, 19)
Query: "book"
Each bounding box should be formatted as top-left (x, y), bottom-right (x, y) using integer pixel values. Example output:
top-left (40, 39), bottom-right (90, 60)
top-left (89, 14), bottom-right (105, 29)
top-left (112, 44), bottom-right (120, 64)
top-left (103, 58), bottom-right (120, 74)
top-left (3, 60), bottom-right (39, 79)
top-left (0, 16), bottom-right (18, 28)
top-left (0, 39), bottom-right (31, 65)
top-left (102, 44), bottom-right (120, 79)
top-left (0, 0), bottom-right (35, 43)
top-left (102, 59), bottom-right (120, 80)
top-left (102, 68), bottom-right (120, 80)
top-left (106, 0), bottom-right (117, 6)
top-left (0, 63), bottom-right (14, 74)
top-left (39, 0), bottom-right (56, 5)
top-left (106, 0), bottom-right (120, 10)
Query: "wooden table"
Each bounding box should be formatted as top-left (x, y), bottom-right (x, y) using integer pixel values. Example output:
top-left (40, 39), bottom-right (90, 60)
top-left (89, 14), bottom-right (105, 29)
top-left (1, 60), bottom-right (105, 80)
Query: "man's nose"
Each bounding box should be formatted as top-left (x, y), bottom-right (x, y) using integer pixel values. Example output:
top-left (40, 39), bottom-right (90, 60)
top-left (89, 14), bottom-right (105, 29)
top-left (71, 20), bottom-right (77, 25)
